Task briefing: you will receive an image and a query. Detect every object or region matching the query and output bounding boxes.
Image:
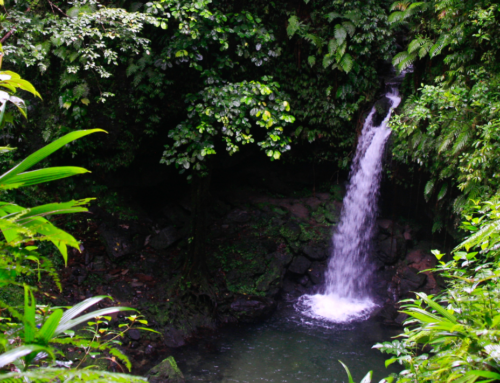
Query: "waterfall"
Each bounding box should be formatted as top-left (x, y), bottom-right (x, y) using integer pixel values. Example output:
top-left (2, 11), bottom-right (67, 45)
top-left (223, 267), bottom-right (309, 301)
top-left (297, 88), bottom-right (402, 323)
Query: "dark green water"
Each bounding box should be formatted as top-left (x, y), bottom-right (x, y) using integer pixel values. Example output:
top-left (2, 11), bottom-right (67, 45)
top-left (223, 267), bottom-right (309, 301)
top-left (172, 303), bottom-right (400, 382)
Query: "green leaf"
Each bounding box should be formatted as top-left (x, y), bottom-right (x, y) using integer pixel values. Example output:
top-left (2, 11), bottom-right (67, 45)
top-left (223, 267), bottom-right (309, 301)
top-left (339, 360), bottom-right (354, 383)
top-left (307, 56), bottom-right (316, 67)
top-left (339, 53), bottom-right (354, 73)
top-left (437, 183), bottom-right (448, 201)
top-left (360, 370), bottom-right (373, 383)
top-left (326, 12), bottom-right (341, 22)
top-left (0, 345), bottom-right (52, 369)
top-left (55, 306), bottom-right (136, 335)
top-left (334, 24), bottom-right (347, 46)
top-left (0, 167), bottom-right (90, 190)
top-left (287, 15), bottom-right (301, 38)
top-left (38, 309), bottom-right (63, 345)
top-left (0, 129), bottom-right (106, 187)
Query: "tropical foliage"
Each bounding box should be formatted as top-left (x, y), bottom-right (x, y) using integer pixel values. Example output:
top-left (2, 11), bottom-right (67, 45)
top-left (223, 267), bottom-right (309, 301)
top-left (0, 71), bottom-right (151, 381)
top-left (374, 201), bottom-right (500, 382)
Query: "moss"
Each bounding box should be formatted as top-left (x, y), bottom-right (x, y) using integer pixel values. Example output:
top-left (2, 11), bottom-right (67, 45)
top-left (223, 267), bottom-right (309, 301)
top-left (147, 356), bottom-right (185, 383)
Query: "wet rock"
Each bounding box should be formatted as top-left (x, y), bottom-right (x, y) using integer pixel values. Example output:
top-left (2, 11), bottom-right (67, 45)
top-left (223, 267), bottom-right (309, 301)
top-left (324, 202), bottom-right (340, 223)
top-left (147, 356), bottom-right (185, 383)
top-left (230, 296), bottom-right (276, 323)
top-left (288, 256), bottom-right (312, 275)
top-left (377, 219), bottom-right (393, 235)
top-left (280, 222), bottom-right (301, 242)
top-left (399, 267), bottom-right (427, 295)
top-left (256, 263), bottom-right (283, 295)
top-left (308, 262), bottom-right (326, 285)
top-left (164, 326), bottom-right (186, 348)
top-left (377, 236), bottom-right (404, 265)
top-left (301, 243), bottom-right (329, 261)
top-left (150, 226), bottom-right (180, 250)
top-left (377, 301), bottom-right (398, 323)
top-left (273, 250), bottom-right (294, 268)
top-left (298, 275), bottom-right (311, 287)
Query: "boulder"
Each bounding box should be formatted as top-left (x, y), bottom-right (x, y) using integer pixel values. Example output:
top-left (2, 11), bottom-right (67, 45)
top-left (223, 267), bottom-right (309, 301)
top-left (147, 356), bottom-right (185, 383)
top-left (99, 224), bottom-right (141, 258)
top-left (150, 226), bottom-right (180, 250)
top-left (280, 222), bottom-right (301, 242)
top-left (230, 296), bottom-right (276, 323)
top-left (288, 256), bottom-right (312, 275)
top-left (163, 326), bottom-right (186, 348)
top-left (301, 243), bottom-right (329, 261)
top-left (226, 209), bottom-right (252, 223)
top-left (377, 236), bottom-right (404, 264)
top-left (308, 262), bottom-right (326, 285)
top-left (399, 267), bottom-right (427, 295)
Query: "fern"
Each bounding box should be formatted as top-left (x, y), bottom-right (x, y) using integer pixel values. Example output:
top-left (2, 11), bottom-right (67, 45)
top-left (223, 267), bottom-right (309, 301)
top-left (342, 21), bottom-right (355, 37)
top-left (286, 15), bottom-right (302, 38)
top-left (339, 54), bottom-right (354, 74)
top-left (334, 24), bottom-right (347, 46)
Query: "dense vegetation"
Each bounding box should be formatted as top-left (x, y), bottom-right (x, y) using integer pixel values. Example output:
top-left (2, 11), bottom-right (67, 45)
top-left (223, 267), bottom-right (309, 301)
top-left (1, 0), bottom-right (500, 381)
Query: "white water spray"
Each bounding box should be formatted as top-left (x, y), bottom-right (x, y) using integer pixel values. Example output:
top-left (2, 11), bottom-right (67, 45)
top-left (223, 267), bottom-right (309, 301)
top-left (297, 89), bottom-right (401, 323)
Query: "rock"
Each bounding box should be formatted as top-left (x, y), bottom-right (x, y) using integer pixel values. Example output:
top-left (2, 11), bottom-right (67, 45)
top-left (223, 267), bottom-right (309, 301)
top-left (395, 313), bottom-right (409, 325)
top-left (163, 326), bottom-right (186, 348)
top-left (399, 267), bottom-right (427, 295)
top-left (377, 219), bottom-right (393, 234)
top-left (406, 249), bottom-right (424, 264)
top-left (288, 256), bottom-right (312, 275)
top-left (230, 296), bottom-right (276, 323)
top-left (301, 243), bottom-right (329, 261)
top-left (99, 224), bottom-right (140, 258)
top-left (150, 226), bottom-right (180, 250)
top-left (280, 222), bottom-right (301, 241)
top-left (273, 250), bottom-right (294, 268)
top-left (256, 263), bottom-right (283, 295)
top-left (127, 329), bottom-right (141, 341)
top-left (324, 202), bottom-right (340, 223)
top-left (308, 262), bottom-right (326, 285)
top-left (377, 236), bottom-right (403, 264)
top-left (162, 204), bottom-right (190, 226)
top-left (298, 275), bottom-right (312, 287)
top-left (147, 356), bottom-right (185, 383)
top-left (226, 209), bottom-right (251, 223)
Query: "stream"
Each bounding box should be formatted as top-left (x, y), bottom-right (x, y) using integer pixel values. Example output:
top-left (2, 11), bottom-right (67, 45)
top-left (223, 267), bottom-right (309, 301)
top-left (171, 303), bottom-right (400, 382)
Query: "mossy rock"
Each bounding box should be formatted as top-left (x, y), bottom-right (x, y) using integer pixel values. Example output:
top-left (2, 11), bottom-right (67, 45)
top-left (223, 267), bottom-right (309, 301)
top-left (147, 356), bottom-right (185, 383)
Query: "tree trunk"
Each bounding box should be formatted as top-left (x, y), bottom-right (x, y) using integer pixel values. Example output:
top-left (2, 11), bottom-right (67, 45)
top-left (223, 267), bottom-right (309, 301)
top-left (185, 166), bottom-right (212, 276)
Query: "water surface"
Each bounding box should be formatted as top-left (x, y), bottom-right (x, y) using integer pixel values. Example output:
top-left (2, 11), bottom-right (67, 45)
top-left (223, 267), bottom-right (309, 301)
top-left (172, 303), bottom-right (400, 382)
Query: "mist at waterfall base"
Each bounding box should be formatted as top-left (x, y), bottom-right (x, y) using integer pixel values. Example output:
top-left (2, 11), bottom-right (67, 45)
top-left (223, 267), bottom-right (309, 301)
top-left (297, 89), bottom-right (402, 323)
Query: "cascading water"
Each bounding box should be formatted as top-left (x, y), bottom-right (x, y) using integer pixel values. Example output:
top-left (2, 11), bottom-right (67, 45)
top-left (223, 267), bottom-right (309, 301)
top-left (297, 88), bottom-right (402, 323)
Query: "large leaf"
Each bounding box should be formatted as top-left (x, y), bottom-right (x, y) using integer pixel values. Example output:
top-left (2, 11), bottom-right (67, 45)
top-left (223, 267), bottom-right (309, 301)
top-left (38, 309), bottom-right (63, 345)
top-left (55, 306), bottom-right (136, 336)
top-left (415, 293), bottom-right (458, 324)
top-left (0, 129), bottom-right (105, 187)
top-left (0, 345), bottom-right (51, 369)
top-left (0, 166), bottom-right (90, 190)
top-left (23, 286), bottom-right (36, 344)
